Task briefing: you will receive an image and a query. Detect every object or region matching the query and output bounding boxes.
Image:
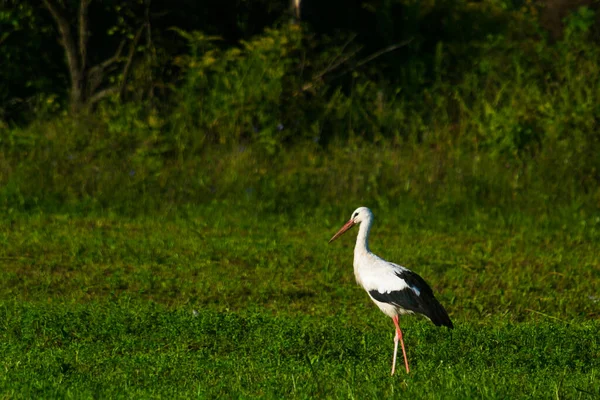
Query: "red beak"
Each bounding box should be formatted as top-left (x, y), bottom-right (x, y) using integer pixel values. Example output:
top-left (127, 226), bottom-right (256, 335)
top-left (328, 219), bottom-right (356, 243)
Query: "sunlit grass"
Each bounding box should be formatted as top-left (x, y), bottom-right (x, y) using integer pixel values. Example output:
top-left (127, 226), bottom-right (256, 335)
top-left (1, 204), bottom-right (598, 397)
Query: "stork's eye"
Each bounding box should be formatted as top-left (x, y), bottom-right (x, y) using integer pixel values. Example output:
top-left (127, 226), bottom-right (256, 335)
top-left (353, 212), bottom-right (358, 218)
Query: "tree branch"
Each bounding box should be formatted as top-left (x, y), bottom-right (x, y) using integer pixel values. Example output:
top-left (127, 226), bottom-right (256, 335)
top-left (87, 39), bottom-right (126, 76)
top-left (353, 39), bottom-right (413, 70)
top-left (297, 38), bottom-right (413, 95)
top-left (119, 24), bottom-right (145, 99)
top-left (144, 0), bottom-right (156, 99)
top-left (86, 38), bottom-right (126, 95)
top-left (297, 34), bottom-right (359, 93)
top-left (292, 0), bottom-right (301, 20)
top-left (79, 0), bottom-right (91, 71)
top-left (100, 40), bottom-right (127, 70)
top-left (42, 0), bottom-right (83, 109)
top-left (88, 86), bottom-right (120, 105)
top-left (42, 0), bottom-right (80, 74)
top-left (319, 34), bottom-right (358, 79)
top-left (304, 48), bottom-right (361, 90)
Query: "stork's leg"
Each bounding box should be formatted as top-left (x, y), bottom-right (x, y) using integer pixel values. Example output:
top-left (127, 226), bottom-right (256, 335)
top-left (392, 315), bottom-right (410, 374)
top-left (391, 327), bottom-right (399, 375)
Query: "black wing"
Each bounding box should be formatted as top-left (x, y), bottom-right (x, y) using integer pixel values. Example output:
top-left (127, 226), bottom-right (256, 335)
top-left (369, 269), bottom-right (453, 329)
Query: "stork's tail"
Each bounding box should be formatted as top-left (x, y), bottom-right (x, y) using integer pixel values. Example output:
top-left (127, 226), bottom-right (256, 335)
top-left (426, 296), bottom-right (453, 329)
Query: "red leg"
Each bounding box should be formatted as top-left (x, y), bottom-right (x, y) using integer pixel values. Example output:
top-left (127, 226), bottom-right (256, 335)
top-left (392, 315), bottom-right (410, 374)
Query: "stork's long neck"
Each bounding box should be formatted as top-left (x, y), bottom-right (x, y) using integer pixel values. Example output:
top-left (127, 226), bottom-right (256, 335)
top-left (354, 218), bottom-right (372, 257)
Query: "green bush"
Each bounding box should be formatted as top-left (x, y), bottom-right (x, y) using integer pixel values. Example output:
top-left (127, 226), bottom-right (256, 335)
top-left (169, 25), bottom-right (307, 154)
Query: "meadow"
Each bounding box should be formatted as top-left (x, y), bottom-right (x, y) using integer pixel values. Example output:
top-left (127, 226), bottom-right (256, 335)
top-left (1, 201), bottom-right (598, 398)
top-left (2, 3), bottom-right (600, 398)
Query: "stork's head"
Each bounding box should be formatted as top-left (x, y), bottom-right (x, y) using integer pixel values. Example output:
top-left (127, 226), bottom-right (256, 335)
top-left (328, 207), bottom-right (372, 243)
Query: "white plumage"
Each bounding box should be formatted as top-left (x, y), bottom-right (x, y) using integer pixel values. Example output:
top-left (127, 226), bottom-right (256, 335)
top-left (329, 207), bottom-right (453, 375)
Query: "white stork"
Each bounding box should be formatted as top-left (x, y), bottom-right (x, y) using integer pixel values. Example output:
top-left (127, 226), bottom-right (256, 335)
top-left (329, 207), bottom-right (453, 375)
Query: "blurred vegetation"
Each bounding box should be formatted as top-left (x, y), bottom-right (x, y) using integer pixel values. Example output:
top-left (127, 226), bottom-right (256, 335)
top-left (0, 0), bottom-right (599, 214)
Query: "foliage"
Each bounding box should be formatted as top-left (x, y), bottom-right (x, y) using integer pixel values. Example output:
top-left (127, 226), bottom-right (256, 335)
top-left (3, 7), bottom-right (599, 213)
top-left (170, 24), bottom-right (311, 153)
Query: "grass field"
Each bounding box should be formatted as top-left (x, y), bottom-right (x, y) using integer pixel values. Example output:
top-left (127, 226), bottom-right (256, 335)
top-left (2, 2), bottom-right (600, 397)
top-left (1, 202), bottom-right (599, 398)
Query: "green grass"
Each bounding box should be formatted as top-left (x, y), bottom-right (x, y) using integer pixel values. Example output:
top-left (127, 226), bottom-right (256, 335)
top-left (1, 303), bottom-right (598, 398)
top-left (1, 203), bottom-right (599, 397)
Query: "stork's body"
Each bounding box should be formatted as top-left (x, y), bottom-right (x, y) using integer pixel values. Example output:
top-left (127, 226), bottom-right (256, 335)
top-left (329, 207), bottom-right (453, 375)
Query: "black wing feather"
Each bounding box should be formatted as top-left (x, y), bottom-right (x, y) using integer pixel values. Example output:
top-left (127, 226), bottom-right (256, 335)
top-left (369, 270), bottom-right (453, 329)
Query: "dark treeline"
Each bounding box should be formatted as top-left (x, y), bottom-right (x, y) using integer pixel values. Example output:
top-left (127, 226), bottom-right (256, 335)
top-left (0, 0), bottom-right (599, 212)
top-left (2, 0), bottom-right (597, 120)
